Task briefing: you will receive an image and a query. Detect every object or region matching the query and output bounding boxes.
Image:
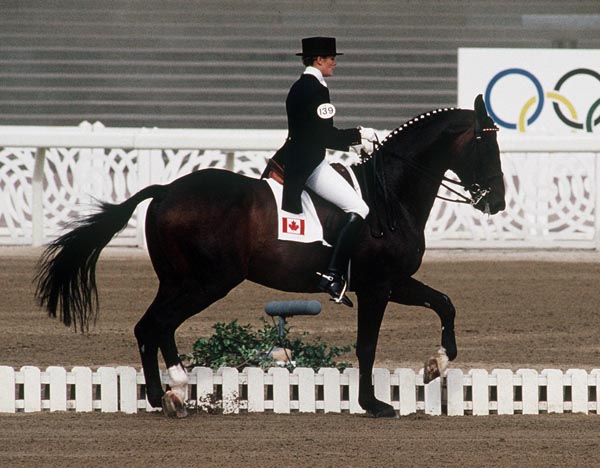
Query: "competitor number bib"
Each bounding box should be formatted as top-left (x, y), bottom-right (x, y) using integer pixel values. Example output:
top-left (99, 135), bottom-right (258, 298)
top-left (317, 103), bottom-right (336, 119)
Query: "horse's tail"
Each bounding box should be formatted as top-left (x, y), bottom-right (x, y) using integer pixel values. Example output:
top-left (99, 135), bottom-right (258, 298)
top-left (35, 184), bottom-right (166, 332)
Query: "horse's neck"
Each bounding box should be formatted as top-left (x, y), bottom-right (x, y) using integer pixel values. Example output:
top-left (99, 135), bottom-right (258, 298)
top-left (385, 146), bottom-right (452, 230)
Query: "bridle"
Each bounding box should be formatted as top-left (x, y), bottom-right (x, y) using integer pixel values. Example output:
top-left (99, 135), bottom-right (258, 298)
top-left (368, 124), bottom-right (502, 208)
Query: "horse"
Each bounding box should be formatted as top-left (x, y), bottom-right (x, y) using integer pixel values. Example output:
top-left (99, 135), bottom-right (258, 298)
top-left (35, 94), bottom-right (505, 418)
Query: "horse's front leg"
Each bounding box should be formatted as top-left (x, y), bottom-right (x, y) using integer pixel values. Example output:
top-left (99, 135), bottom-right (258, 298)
top-left (390, 276), bottom-right (457, 361)
top-left (355, 286), bottom-right (396, 418)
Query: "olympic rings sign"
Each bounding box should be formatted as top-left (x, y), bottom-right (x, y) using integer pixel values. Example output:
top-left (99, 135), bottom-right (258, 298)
top-left (485, 68), bottom-right (600, 133)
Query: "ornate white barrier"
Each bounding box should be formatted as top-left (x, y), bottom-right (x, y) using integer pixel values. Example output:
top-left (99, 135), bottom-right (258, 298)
top-left (1, 123), bottom-right (599, 248)
top-left (1, 366), bottom-right (598, 415)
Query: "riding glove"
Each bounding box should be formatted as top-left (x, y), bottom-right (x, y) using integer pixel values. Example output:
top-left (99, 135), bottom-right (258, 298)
top-left (358, 126), bottom-right (378, 142)
top-left (351, 143), bottom-right (371, 156)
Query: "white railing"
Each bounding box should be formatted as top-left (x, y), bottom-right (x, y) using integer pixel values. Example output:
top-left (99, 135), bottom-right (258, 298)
top-left (1, 366), bottom-right (598, 416)
top-left (1, 123), bottom-right (599, 248)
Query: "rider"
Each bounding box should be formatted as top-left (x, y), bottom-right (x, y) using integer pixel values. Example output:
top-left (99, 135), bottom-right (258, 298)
top-left (276, 36), bottom-right (377, 307)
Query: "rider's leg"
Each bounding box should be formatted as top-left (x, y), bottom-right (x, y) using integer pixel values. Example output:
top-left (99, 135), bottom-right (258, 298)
top-left (305, 160), bottom-right (369, 306)
top-left (317, 212), bottom-right (364, 306)
top-left (305, 160), bottom-right (369, 217)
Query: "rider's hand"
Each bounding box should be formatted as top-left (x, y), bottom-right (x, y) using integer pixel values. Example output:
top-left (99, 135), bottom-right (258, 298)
top-left (358, 126), bottom-right (378, 142)
top-left (351, 143), bottom-right (372, 156)
top-left (351, 144), bottom-right (365, 155)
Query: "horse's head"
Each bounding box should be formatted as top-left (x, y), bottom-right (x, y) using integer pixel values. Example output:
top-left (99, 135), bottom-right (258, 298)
top-left (450, 95), bottom-right (506, 215)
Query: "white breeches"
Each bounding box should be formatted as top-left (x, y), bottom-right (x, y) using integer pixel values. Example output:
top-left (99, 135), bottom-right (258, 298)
top-left (305, 160), bottom-right (370, 219)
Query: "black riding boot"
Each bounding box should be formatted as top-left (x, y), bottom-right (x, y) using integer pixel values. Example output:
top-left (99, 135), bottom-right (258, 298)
top-left (318, 212), bottom-right (365, 307)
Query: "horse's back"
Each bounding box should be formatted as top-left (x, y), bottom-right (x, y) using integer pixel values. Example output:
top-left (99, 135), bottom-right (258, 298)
top-left (168, 168), bottom-right (258, 194)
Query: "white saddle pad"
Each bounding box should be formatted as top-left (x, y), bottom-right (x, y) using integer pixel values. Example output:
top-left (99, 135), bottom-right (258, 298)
top-left (265, 178), bottom-right (331, 246)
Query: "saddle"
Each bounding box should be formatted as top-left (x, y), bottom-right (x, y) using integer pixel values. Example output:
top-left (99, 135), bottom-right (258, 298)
top-left (262, 157), bottom-right (285, 185)
top-left (262, 154), bottom-right (389, 239)
top-left (262, 156), bottom-right (355, 189)
top-left (261, 156), bottom-right (362, 247)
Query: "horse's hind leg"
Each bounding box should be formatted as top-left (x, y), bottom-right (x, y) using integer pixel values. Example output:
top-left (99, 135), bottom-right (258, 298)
top-left (135, 279), bottom-right (241, 414)
top-left (390, 277), bottom-right (457, 361)
top-left (134, 297), bottom-right (165, 409)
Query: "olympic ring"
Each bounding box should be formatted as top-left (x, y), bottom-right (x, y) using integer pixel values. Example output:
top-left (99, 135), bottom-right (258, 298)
top-left (484, 67), bottom-right (600, 132)
top-left (518, 91), bottom-right (578, 133)
top-left (587, 99), bottom-right (600, 132)
top-left (485, 68), bottom-right (544, 130)
top-left (552, 68), bottom-right (600, 131)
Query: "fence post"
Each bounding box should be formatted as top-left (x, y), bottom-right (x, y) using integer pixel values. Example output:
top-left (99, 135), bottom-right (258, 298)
top-left (493, 369), bottom-right (514, 415)
top-left (269, 367), bottom-right (290, 413)
top-left (22, 366), bottom-right (41, 412)
top-left (343, 368), bottom-right (363, 414)
top-left (320, 368), bottom-right (341, 413)
top-left (135, 147), bottom-right (153, 248)
top-left (396, 368), bottom-right (417, 416)
top-left (116, 366), bottom-right (138, 414)
top-left (423, 372), bottom-right (442, 416)
top-left (219, 367), bottom-right (239, 414)
top-left (295, 367), bottom-right (316, 413)
top-left (47, 366), bottom-right (67, 412)
top-left (591, 369), bottom-right (600, 414)
top-left (446, 369), bottom-right (464, 416)
top-left (31, 147), bottom-right (46, 246)
top-left (470, 369), bottom-right (490, 415)
top-left (244, 367), bottom-right (264, 413)
top-left (192, 367), bottom-right (214, 411)
top-left (98, 367), bottom-right (118, 413)
top-left (566, 369), bottom-right (588, 414)
top-left (72, 367), bottom-right (93, 412)
top-left (516, 369), bottom-right (539, 414)
top-left (373, 368), bottom-right (391, 407)
top-left (0, 366), bottom-right (16, 413)
top-left (542, 369), bottom-right (564, 413)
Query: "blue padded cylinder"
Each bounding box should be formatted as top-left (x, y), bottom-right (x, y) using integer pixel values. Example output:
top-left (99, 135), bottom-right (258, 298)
top-left (264, 300), bottom-right (322, 317)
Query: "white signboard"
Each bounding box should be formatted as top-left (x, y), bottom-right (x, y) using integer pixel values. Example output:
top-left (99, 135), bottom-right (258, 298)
top-left (458, 48), bottom-right (600, 135)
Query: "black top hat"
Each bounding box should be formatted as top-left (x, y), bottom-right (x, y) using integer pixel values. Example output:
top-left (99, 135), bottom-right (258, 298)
top-left (296, 37), bottom-right (343, 57)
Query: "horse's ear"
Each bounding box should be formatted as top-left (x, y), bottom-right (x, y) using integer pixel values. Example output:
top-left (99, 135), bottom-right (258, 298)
top-left (474, 94), bottom-right (488, 135)
top-left (474, 94), bottom-right (487, 118)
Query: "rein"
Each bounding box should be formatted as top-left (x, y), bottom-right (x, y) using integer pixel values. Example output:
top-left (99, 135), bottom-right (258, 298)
top-left (367, 126), bottom-right (501, 207)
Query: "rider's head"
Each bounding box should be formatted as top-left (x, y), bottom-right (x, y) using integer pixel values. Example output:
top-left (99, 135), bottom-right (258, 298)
top-left (297, 37), bottom-right (342, 77)
top-left (304, 55), bottom-right (337, 77)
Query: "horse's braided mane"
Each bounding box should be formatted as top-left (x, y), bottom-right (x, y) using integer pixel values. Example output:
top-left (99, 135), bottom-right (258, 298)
top-left (355, 107), bottom-right (470, 165)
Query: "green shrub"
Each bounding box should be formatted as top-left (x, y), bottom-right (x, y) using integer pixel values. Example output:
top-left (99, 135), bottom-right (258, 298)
top-left (180, 318), bottom-right (353, 372)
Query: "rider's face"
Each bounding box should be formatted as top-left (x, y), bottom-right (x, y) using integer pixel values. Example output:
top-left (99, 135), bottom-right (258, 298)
top-left (314, 55), bottom-right (337, 77)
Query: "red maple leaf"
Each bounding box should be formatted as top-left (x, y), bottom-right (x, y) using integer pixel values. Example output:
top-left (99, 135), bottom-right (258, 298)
top-left (289, 220), bottom-right (299, 231)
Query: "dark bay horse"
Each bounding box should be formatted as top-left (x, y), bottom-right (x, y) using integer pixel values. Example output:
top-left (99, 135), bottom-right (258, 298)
top-left (36, 95), bottom-right (505, 418)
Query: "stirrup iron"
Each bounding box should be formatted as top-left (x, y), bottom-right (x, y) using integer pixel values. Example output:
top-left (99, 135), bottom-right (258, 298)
top-left (317, 272), bottom-right (353, 307)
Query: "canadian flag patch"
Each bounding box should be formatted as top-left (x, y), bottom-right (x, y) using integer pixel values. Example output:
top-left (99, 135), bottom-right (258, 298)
top-left (282, 216), bottom-right (305, 235)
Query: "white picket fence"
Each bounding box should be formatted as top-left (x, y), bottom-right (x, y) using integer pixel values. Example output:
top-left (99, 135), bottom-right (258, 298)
top-left (1, 366), bottom-right (599, 416)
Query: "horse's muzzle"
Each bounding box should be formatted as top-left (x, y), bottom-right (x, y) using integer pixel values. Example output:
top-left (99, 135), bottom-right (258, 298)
top-left (473, 193), bottom-right (505, 215)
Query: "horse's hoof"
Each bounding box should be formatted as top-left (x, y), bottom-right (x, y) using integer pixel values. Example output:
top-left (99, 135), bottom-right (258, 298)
top-left (369, 405), bottom-right (397, 418)
top-left (423, 347), bottom-right (449, 384)
top-left (147, 394), bottom-right (164, 409)
top-left (162, 390), bottom-right (188, 418)
top-left (362, 399), bottom-right (397, 418)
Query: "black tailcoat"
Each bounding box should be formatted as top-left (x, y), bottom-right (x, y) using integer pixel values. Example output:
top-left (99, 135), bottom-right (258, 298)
top-left (278, 74), bottom-right (360, 213)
